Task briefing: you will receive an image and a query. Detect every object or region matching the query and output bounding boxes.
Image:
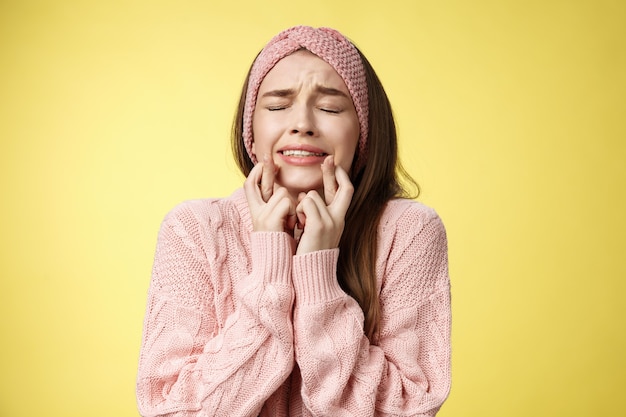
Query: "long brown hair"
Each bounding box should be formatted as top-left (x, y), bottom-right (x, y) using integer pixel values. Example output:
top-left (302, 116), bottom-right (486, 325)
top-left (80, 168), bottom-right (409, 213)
top-left (231, 47), bottom-right (418, 343)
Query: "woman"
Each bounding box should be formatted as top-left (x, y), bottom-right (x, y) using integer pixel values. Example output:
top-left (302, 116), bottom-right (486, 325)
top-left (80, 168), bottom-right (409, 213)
top-left (137, 26), bottom-right (451, 416)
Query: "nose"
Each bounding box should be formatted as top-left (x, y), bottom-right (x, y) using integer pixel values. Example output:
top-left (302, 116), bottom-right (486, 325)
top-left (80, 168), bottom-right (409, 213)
top-left (290, 105), bottom-right (318, 137)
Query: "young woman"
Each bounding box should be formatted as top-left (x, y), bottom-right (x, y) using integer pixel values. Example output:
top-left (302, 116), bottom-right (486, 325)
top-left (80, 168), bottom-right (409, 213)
top-left (137, 26), bottom-right (451, 416)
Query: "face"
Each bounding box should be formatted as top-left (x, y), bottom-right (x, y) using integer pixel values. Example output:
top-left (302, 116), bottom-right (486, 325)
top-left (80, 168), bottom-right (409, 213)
top-left (251, 50), bottom-right (360, 197)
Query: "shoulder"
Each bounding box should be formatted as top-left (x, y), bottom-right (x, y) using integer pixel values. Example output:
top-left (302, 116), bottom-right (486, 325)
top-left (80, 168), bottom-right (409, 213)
top-left (380, 198), bottom-right (447, 243)
top-left (163, 198), bottom-right (225, 230)
top-left (377, 198), bottom-right (448, 274)
top-left (377, 199), bottom-right (449, 299)
top-left (159, 189), bottom-right (251, 239)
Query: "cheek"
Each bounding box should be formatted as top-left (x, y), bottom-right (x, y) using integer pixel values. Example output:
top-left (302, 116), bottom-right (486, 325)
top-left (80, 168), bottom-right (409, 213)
top-left (251, 113), bottom-right (275, 152)
top-left (331, 122), bottom-right (360, 167)
top-left (251, 114), bottom-right (265, 156)
top-left (337, 145), bottom-right (358, 172)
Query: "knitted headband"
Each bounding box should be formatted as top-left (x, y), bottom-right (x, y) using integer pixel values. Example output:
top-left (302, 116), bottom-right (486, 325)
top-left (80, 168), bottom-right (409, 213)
top-left (242, 26), bottom-right (369, 170)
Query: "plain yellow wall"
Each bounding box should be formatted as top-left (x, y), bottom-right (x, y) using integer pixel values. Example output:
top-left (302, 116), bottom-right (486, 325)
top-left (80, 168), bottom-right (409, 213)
top-left (1, 1), bottom-right (624, 416)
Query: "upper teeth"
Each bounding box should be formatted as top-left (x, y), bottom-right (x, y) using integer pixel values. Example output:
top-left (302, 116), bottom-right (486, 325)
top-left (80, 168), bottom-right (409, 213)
top-left (282, 150), bottom-right (325, 157)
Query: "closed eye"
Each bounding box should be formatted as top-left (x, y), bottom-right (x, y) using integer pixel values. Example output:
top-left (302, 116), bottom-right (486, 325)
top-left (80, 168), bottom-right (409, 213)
top-left (320, 108), bottom-right (340, 114)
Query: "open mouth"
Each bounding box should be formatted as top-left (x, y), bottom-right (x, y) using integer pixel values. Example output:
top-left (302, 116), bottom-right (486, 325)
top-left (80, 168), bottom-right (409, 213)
top-left (280, 150), bottom-right (327, 157)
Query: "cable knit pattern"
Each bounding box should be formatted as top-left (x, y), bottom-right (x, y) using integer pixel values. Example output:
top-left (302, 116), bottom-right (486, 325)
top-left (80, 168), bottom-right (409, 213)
top-left (137, 189), bottom-right (451, 417)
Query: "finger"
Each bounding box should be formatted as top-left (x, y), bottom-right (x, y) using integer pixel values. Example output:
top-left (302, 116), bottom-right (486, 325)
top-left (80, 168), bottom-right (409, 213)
top-left (284, 199), bottom-right (298, 235)
top-left (260, 154), bottom-right (275, 202)
top-left (296, 193), bottom-right (322, 224)
top-left (261, 188), bottom-right (296, 232)
top-left (321, 155), bottom-right (337, 205)
top-left (297, 191), bottom-right (331, 227)
top-left (296, 192), bottom-right (307, 227)
top-left (286, 212), bottom-right (297, 231)
top-left (272, 194), bottom-right (294, 221)
top-left (295, 192), bottom-right (337, 254)
top-left (329, 166), bottom-right (354, 215)
top-left (243, 163), bottom-right (265, 208)
top-left (307, 191), bottom-right (334, 224)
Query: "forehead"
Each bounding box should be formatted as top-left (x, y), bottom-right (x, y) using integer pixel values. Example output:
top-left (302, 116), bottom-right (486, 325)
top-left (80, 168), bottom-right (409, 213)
top-left (259, 50), bottom-right (349, 92)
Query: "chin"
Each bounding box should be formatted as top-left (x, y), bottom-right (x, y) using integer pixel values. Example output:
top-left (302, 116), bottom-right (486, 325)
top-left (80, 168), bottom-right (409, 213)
top-left (277, 174), bottom-right (322, 196)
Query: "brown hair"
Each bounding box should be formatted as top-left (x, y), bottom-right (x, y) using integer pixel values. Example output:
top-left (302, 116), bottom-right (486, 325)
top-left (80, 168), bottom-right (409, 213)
top-left (231, 47), bottom-right (418, 342)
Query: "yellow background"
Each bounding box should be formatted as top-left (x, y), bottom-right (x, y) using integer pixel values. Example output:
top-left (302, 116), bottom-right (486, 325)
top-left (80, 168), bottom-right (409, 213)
top-left (1, 1), bottom-right (624, 416)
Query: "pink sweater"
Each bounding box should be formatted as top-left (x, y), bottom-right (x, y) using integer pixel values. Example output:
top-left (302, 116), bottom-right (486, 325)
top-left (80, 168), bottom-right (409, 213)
top-left (136, 189), bottom-right (451, 416)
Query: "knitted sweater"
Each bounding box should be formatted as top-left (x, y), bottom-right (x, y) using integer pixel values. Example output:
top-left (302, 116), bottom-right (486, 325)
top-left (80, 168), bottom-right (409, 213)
top-left (136, 188), bottom-right (451, 417)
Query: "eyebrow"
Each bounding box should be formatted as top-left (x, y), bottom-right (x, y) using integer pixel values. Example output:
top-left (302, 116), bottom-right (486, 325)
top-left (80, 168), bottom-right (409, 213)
top-left (260, 89), bottom-right (294, 98)
top-left (316, 86), bottom-right (349, 97)
top-left (260, 86), bottom-right (349, 99)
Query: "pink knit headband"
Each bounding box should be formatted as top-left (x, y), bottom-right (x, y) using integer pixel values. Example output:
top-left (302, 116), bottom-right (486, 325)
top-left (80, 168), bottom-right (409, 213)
top-left (243, 26), bottom-right (369, 170)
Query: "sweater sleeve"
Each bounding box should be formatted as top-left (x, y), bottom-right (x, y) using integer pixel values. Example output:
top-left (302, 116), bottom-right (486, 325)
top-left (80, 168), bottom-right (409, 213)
top-left (291, 206), bottom-right (451, 416)
top-left (136, 202), bottom-right (295, 417)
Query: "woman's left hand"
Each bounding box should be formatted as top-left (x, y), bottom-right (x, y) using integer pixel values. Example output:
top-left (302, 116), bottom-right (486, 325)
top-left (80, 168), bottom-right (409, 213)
top-left (295, 156), bottom-right (354, 255)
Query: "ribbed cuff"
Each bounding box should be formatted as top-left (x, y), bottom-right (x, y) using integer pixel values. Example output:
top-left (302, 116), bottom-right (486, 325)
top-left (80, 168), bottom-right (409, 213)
top-left (250, 232), bottom-right (294, 286)
top-left (292, 249), bottom-right (345, 304)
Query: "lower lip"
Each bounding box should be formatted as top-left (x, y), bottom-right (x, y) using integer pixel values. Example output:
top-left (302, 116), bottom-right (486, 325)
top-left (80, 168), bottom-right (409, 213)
top-left (278, 153), bottom-right (328, 166)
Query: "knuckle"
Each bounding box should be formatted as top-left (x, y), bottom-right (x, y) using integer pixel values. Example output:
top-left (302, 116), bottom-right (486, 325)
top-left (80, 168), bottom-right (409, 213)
top-left (273, 187), bottom-right (288, 199)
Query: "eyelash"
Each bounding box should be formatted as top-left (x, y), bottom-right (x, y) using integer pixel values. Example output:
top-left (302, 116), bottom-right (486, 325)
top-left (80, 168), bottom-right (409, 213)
top-left (266, 106), bottom-right (340, 114)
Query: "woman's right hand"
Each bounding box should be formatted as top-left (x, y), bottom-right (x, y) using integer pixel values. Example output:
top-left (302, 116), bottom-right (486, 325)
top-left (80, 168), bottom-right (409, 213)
top-left (244, 155), bottom-right (297, 235)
